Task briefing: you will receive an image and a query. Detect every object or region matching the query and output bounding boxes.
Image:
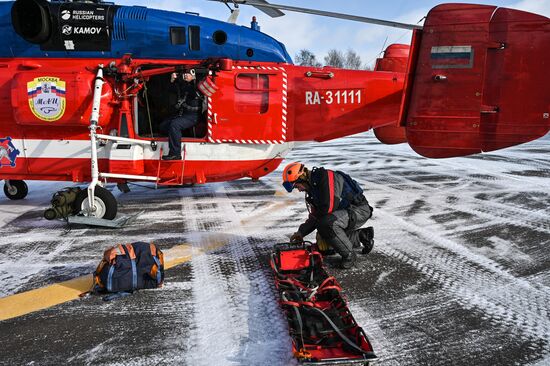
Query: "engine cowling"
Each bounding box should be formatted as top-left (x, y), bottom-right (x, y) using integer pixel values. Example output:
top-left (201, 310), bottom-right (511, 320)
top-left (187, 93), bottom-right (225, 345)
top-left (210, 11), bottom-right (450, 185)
top-left (11, 0), bottom-right (51, 44)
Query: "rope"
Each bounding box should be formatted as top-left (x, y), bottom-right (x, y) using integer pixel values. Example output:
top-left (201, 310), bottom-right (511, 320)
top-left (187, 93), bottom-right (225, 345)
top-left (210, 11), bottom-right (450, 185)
top-left (309, 306), bottom-right (367, 355)
top-left (142, 78), bottom-right (154, 139)
top-left (282, 292), bottom-right (306, 352)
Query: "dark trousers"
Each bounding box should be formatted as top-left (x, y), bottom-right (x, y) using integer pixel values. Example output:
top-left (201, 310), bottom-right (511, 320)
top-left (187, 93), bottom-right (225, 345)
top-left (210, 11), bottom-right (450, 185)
top-left (159, 112), bottom-right (198, 156)
top-left (316, 202), bottom-right (372, 259)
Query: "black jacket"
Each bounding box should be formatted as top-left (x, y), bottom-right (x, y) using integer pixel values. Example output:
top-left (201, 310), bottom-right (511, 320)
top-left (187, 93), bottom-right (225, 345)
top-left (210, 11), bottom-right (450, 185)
top-left (298, 167), bottom-right (345, 236)
top-left (297, 167), bottom-right (368, 237)
top-left (174, 78), bottom-right (202, 115)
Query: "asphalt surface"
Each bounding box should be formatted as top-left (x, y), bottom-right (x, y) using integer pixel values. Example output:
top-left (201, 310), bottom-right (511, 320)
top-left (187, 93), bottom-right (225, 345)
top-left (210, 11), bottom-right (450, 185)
top-left (0, 132), bottom-right (549, 365)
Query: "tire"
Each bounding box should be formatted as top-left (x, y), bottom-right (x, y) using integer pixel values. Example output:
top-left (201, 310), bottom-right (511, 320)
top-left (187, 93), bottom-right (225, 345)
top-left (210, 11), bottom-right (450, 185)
top-left (4, 180), bottom-right (28, 200)
top-left (74, 186), bottom-right (117, 220)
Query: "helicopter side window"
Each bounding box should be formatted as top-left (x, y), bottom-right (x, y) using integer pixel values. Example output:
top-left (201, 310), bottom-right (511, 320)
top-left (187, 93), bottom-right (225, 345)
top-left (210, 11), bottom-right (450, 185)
top-left (170, 27), bottom-right (186, 45)
top-left (189, 26), bottom-right (201, 50)
top-left (234, 74), bottom-right (269, 114)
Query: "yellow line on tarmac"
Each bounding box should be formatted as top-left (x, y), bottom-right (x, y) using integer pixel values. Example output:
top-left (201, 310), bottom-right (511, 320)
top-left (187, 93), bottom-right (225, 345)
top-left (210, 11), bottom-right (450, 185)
top-left (0, 275), bottom-right (94, 321)
top-left (0, 240), bottom-right (227, 321)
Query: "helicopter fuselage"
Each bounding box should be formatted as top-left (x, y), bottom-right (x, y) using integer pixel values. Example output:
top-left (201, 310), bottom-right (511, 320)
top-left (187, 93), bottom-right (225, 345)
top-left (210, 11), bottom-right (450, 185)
top-left (0, 0), bottom-right (404, 186)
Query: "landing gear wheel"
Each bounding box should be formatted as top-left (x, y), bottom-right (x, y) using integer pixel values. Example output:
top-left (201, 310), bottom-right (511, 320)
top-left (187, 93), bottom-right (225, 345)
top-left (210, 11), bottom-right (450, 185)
top-left (4, 180), bottom-right (28, 200)
top-left (74, 186), bottom-right (117, 220)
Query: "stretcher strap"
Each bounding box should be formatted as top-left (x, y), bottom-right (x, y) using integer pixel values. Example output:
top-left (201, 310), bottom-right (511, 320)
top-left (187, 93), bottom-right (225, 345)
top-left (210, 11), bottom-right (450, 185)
top-left (282, 300), bottom-right (366, 355)
top-left (281, 300), bottom-right (314, 308)
top-left (153, 256), bottom-right (162, 285)
top-left (107, 265), bottom-right (115, 292)
top-left (283, 292), bottom-right (306, 353)
top-left (309, 306), bottom-right (367, 355)
top-left (124, 244), bottom-right (138, 290)
top-left (317, 276), bottom-right (341, 294)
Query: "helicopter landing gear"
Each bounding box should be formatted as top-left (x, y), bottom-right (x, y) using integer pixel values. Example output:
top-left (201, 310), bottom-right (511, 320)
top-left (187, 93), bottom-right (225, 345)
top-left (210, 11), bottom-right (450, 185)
top-left (3, 180), bottom-right (28, 200)
top-left (74, 186), bottom-right (117, 220)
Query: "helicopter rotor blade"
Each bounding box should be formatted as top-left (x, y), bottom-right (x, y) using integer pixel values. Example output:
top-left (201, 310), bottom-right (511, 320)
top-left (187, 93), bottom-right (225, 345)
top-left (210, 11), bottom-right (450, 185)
top-left (208, 0), bottom-right (422, 30)
top-left (248, 0), bottom-right (285, 17)
top-left (209, 0), bottom-right (284, 17)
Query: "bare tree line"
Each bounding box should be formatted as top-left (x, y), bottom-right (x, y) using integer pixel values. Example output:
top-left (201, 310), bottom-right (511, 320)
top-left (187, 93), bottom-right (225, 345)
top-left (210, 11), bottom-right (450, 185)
top-left (295, 49), bottom-right (373, 70)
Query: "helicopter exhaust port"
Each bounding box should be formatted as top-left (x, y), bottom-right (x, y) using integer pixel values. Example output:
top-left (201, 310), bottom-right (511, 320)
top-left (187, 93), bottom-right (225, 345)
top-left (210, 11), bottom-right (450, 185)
top-left (11, 0), bottom-right (52, 44)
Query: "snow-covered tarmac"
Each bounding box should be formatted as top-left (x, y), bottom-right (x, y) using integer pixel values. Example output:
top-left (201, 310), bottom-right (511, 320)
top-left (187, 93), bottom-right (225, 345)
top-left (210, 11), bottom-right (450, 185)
top-left (0, 132), bottom-right (549, 365)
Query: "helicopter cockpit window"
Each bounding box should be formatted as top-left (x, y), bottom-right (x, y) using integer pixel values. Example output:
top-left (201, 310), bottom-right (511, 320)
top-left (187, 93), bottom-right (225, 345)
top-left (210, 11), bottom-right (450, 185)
top-left (234, 73), bottom-right (269, 114)
top-left (170, 27), bottom-right (186, 45)
top-left (189, 26), bottom-right (200, 50)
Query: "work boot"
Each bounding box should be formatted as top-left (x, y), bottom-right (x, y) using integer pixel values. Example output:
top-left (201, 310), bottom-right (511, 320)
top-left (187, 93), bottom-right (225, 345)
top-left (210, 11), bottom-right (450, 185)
top-left (359, 227), bottom-right (374, 255)
top-left (340, 251), bottom-right (357, 269)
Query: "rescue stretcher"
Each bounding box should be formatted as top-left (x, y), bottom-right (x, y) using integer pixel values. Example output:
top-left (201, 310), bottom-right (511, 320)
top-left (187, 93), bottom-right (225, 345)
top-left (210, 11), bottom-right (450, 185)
top-left (270, 242), bottom-right (377, 365)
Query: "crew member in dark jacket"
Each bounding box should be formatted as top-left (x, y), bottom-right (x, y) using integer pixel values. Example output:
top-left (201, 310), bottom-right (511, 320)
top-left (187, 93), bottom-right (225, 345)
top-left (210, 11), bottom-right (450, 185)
top-left (282, 162), bottom-right (374, 269)
top-left (160, 70), bottom-right (202, 160)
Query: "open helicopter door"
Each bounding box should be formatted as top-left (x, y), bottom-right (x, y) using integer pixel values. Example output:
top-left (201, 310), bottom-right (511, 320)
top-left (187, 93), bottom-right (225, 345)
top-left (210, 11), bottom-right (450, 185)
top-left (207, 67), bottom-right (286, 144)
top-left (404, 4), bottom-right (550, 158)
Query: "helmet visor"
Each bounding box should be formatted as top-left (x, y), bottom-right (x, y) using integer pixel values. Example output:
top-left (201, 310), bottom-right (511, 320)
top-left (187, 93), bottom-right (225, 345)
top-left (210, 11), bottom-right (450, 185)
top-left (282, 181), bottom-right (295, 193)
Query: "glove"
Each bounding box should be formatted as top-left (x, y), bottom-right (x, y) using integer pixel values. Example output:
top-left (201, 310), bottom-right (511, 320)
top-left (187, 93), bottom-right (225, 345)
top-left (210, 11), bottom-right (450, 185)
top-left (290, 232), bottom-right (303, 244)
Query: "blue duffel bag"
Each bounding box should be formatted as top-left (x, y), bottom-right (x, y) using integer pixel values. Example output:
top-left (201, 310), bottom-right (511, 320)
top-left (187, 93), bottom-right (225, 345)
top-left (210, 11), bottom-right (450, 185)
top-left (93, 242), bottom-right (165, 299)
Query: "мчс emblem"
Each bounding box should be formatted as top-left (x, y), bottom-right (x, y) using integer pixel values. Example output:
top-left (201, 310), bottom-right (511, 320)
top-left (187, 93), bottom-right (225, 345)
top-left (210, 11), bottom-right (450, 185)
top-left (27, 76), bottom-right (66, 122)
top-left (0, 137), bottom-right (20, 168)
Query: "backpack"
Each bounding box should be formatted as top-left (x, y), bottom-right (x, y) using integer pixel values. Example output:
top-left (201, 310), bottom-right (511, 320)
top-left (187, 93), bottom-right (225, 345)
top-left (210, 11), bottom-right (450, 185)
top-left (336, 170), bottom-right (364, 209)
top-left (93, 242), bottom-right (164, 296)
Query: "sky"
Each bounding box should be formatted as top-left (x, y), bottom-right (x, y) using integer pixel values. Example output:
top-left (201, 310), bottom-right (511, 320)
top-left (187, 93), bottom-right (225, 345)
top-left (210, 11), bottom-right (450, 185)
top-left (115, 0), bottom-right (549, 67)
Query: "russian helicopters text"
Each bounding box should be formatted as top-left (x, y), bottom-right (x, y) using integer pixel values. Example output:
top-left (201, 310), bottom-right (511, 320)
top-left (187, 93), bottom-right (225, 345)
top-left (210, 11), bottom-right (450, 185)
top-left (0, 0), bottom-right (548, 220)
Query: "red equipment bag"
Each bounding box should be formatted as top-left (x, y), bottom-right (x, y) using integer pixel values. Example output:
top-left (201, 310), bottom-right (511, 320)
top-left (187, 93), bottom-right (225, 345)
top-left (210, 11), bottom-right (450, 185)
top-left (270, 242), bottom-right (377, 365)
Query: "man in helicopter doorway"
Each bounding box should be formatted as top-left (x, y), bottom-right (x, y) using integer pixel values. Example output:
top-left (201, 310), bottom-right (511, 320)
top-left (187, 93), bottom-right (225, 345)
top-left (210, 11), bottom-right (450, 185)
top-left (160, 69), bottom-right (202, 160)
top-left (283, 162), bottom-right (375, 269)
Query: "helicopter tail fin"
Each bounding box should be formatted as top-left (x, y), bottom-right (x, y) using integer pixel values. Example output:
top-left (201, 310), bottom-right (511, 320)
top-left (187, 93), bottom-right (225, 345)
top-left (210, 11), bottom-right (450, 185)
top-left (373, 44), bottom-right (410, 145)
top-left (401, 4), bottom-right (550, 158)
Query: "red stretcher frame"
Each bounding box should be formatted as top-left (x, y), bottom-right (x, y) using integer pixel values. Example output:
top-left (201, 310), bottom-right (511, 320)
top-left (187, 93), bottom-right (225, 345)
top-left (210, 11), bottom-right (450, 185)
top-left (270, 242), bottom-right (377, 365)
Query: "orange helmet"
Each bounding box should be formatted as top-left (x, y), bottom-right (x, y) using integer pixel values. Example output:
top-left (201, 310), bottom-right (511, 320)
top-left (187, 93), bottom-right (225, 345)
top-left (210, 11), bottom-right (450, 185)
top-left (282, 162), bottom-right (305, 192)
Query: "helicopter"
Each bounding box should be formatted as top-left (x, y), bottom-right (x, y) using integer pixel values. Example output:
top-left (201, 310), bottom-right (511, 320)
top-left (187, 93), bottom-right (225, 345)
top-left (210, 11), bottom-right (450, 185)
top-left (0, 0), bottom-right (548, 221)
